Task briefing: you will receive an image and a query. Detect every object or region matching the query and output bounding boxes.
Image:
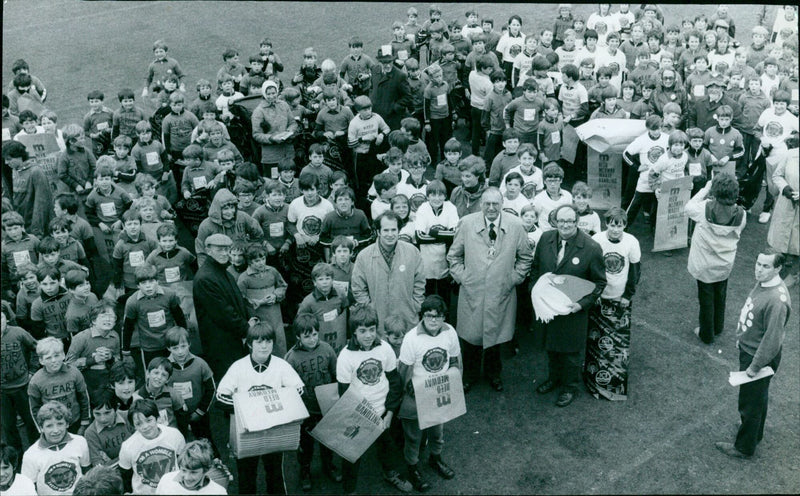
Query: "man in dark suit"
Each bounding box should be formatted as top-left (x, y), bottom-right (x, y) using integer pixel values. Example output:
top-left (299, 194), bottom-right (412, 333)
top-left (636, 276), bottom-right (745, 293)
top-left (531, 205), bottom-right (607, 407)
top-left (370, 47), bottom-right (412, 130)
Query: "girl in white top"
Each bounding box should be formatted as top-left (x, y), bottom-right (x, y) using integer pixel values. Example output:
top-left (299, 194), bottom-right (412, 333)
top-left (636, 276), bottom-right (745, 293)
top-left (649, 130), bottom-right (689, 196)
top-left (495, 15), bottom-right (526, 67)
top-left (415, 180), bottom-right (459, 281)
top-left (156, 440), bottom-right (227, 495)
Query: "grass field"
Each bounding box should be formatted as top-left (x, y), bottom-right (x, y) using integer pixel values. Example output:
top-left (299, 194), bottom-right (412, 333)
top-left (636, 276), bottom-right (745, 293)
top-left (3, 2), bottom-right (799, 494)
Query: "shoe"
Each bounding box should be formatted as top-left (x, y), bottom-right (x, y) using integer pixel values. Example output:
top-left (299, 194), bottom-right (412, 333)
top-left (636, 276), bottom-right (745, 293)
top-left (693, 326), bottom-right (700, 337)
top-left (406, 465), bottom-right (431, 492)
top-left (462, 381), bottom-right (472, 394)
top-left (758, 212), bottom-right (771, 224)
top-left (384, 470), bottom-right (414, 493)
top-left (428, 455), bottom-right (455, 480)
top-left (323, 464), bottom-right (343, 483)
top-left (536, 379), bottom-right (556, 394)
top-left (556, 391), bottom-right (576, 407)
top-left (715, 442), bottom-right (752, 459)
top-left (300, 467), bottom-right (312, 492)
top-left (490, 378), bottom-right (504, 392)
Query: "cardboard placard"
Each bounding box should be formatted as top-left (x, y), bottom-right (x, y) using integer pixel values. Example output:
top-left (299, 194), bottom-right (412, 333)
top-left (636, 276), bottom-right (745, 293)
top-left (560, 125), bottom-right (579, 164)
top-left (310, 388), bottom-right (384, 463)
top-left (15, 133), bottom-right (61, 188)
top-left (412, 367), bottom-right (467, 430)
top-left (319, 310), bottom-right (347, 354)
top-left (652, 176), bottom-right (693, 252)
top-left (586, 149), bottom-right (622, 210)
top-left (576, 119), bottom-right (647, 154)
top-left (314, 383), bottom-right (339, 415)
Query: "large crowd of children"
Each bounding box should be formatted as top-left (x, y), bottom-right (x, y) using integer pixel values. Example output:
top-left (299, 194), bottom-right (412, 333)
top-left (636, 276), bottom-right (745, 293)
top-left (1, 3), bottom-right (799, 495)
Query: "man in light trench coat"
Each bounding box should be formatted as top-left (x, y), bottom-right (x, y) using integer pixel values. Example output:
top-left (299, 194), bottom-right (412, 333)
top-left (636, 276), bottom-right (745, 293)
top-left (447, 187), bottom-right (532, 392)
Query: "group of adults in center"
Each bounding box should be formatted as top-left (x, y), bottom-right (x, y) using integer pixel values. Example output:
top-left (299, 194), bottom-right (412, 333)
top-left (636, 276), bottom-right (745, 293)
top-left (193, 187), bottom-right (606, 408)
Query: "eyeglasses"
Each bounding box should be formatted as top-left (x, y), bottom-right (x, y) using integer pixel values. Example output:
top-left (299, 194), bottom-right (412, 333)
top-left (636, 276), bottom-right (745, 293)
top-left (423, 313), bottom-right (444, 320)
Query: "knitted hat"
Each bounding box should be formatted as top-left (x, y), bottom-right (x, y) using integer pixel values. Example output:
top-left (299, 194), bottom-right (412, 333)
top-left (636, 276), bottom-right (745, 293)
top-left (261, 80), bottom-right (279, 98)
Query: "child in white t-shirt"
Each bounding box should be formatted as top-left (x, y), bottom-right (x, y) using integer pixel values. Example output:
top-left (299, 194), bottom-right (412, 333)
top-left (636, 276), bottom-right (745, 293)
top-left (155, 439), bottom-right (227, 495)
top-left (532, 163), bottom-right (573, 230)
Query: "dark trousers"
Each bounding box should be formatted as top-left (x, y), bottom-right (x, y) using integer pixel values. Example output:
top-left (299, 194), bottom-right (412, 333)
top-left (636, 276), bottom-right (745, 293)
top-left (740, 133), bottom-right (759, 177)
top-left (483, 132), bottom-right (504, 170)
top-left (429, 117), bottom-right (452, 164)
top-left (547, 350), bottom-right (583, 393)
top-left (298, 414), bottom-right (334, 470)
top-left (1, 387), bottom-right (39, 451)
top-left (626, 191), bottom-right (656, 230)
top-left (460, 339), bottom-right (502, 384)
top-left (237, 452), bottom-right (286, 495)
top-left (189, 413), bottom-right (220, 457)
top-left (735, 349), bottom-right (781, 456)
top-left (342, 429), bottom-right (398, 494)
top-left (696, 279), bottom-right (728, 343)
top-left (425, 278), bottom-right (452, 316)
top-left (470, 107), bottom-right (483, 156)
top-left (621, 166), bottom-right (640, 209)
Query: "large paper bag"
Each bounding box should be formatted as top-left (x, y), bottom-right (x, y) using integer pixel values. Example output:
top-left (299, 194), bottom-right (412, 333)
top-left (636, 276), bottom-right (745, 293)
top-left (310, 388), bottom-right (384, 463)
top-left (413, 367), bottom-right (467, 430)
top-left (234, 387), bottom-right (309, 432)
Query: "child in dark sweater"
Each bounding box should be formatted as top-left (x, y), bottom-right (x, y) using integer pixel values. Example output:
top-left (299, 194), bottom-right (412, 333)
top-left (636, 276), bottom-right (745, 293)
top-left (1, 305), bottom-right (39, 451)
top-left (284, 313), bottom-right (340, 490)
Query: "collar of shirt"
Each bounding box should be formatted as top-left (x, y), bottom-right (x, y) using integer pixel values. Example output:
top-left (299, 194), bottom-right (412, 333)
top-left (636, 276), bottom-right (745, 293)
top-left (246, 265), bottom-right (269, 276)
top-left (38, 433), bottom-right (73, 450)
top-left (378, 240), bottom-right (396, 264)
top-left (761, 274), bottom-right (783, 288)
top-left (416, 321), bottom-right (445, 336)
top-left (90, 326), bottom-right (114, 339)
top-left (136, 287), bottom-right (165, 300)
top-left (249, 354), bottom-right (272, 372)
top-left (169, 355), bottom-right (195, 370)
top-left (96, 412), bottom-right (128, 433)
top-left (138, 385), bottom-right (169, 401)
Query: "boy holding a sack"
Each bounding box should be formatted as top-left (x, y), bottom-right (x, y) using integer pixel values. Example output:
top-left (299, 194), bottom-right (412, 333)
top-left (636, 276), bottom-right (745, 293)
top-left (397, 295), bottom-right (461, 492)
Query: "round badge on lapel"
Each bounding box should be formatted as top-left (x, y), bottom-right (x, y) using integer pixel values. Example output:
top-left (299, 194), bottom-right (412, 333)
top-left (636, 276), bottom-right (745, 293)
top-left (399, 264), bottom-right (406, 272)
top-left (572, 257), bottom-right (580, 265)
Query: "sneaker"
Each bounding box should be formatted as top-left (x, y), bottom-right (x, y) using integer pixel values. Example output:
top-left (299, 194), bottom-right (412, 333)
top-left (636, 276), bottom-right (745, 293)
top-left (428, 455), bottom-right (455, 479)
top-left (758, 212), bottom-right (771, 224)
top-left (384, 470), bottom-right (413, 493)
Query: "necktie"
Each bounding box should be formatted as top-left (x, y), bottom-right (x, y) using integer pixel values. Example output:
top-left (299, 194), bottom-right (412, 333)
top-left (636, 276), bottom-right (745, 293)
top-left (557, 239), bottom-right (566, 265)
top-left (488, 223), bottom-right (497, 243)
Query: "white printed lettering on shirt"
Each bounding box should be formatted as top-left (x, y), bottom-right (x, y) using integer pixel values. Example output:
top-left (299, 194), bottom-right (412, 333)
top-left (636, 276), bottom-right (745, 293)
top-left (688, 162), bottom-right (702, 176)
top-left (332, 280), bottom-right (349, 297)
top-left (129, 251), bottom-right (145, 267)
top-left (269, 222), bottom-right (284, 237)
top-left (436, 93), bottom-right (447, 106)
top-left (100, 202), bottom-right (117, 218)
top-left (192, 176), bottom-right (207, 189)
top-left (323, 309), bottom-right (338, 322)
top-left (398, 50), bottom-right (409, 61)
top-left (96, 122), bottom-right (109, 131)
top-left (146, 152), bottom-right (160, 166)
top-left (2, 128), bottom-right (10, 141)
top-left (12, 251), bottom-right (31, 267)
top-left (524, 108), bottom-right (536, 121)
top-left (147, 310), bottom-right (167, 328)
top-left (381, 45), bottom-right (393, 56)
top-left (693, 85), bottom-right (705, 97)
top-left (551, 131), bottom-right (561, 144)
top-left (164, 266), bottom-right (181, 283)
top-left (172, 381), bottom-right (193, 400)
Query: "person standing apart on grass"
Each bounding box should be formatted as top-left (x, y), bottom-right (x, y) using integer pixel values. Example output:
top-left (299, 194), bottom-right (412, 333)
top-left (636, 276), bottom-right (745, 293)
top-left (531, 204), bottom-right (606, 407)
top-left (766, 134), bottom-right (799, 288)
top-left (715, 252), bottom-right (791, 459)
top-left (447, 188), bottom-right (532, 393)
top-left (685, 173), bottom-right (746, 345)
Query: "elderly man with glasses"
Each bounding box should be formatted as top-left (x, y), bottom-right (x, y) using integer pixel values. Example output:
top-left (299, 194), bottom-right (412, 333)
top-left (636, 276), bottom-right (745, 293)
top-left (531, 204), bottom-right (606, 407)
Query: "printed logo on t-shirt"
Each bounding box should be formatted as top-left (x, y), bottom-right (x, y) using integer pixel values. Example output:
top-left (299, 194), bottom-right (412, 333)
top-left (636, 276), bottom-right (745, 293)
top-left (764, 121), bottom-right (784, 138)
top-left (44, 461), bottom-right (78, 492)
top-left (646, 146), bottom-right (665, 164)
top-left (410, 193), bottom-right (427, 211)
top-left (421, 347), bottom-right (448, 373)
top-left (301, 215), bottom-right (323, 236)
top-left (509, 44), bottom-right (523, 58)
top-left (603, 251), bottom-right (625, 274)
top-left (135, 446), bottom-right (176, 488)
top-left (356, 358), bottom-right (383, 386)
top-left (522, 182), bottom-right (538, 199)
